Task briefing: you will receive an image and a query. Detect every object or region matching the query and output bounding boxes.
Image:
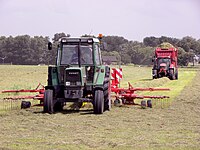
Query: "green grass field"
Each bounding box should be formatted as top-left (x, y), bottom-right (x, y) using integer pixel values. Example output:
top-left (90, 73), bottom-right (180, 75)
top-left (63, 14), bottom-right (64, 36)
top-left (0, 65), bottom-right (47, 112)
top-left (0, 65), bottom-right (200, 150)
top-left (0, 65), bottom-right (196, 110)
top-left (0, 65), bottom-right (47, 90)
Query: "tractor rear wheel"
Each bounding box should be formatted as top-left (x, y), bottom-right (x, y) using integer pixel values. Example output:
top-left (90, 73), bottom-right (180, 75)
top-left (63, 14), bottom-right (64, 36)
top-left (93, 90), bottom-right (104, 114)
top-left (175, 70), bottom-right (178, 80)
top-left (169, 69), bottom-right (175, 80)
top-left (104, 82), bottom-right (111, 111)
top-left (44, 89), bottom-right (54, 114)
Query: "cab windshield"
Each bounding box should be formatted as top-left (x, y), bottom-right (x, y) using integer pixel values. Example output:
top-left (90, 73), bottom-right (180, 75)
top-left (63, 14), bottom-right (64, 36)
top-left (158, 58), bottom-right (171, 68)
top-left (60, 44), bottom-right (93, 65)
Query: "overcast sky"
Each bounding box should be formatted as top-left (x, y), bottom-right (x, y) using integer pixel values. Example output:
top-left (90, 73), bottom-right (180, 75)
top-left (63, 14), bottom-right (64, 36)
top-left (0, 0), bottom-right (199, 41)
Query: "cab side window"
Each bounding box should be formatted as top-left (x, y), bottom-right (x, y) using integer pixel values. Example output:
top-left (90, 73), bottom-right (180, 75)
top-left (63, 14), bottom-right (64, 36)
top-left (95, 44), bottom-right (101, 65)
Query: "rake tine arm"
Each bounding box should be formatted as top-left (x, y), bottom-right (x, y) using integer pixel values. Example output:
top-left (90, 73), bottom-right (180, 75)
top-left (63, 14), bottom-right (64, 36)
top-left (121, 93), bottom-right (170, 99)
top-left (129, 88), bottom-right (170, 92)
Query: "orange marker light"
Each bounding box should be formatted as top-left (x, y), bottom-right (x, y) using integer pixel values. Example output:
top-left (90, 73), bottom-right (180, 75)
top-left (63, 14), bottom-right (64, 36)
top-left (98, 34), bottom-right (103, 39)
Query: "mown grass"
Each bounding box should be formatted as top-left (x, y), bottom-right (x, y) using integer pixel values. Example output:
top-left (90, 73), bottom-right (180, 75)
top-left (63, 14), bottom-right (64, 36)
top-left (0, 65), bottom-right (47, 112)
top-left (117, 65), bottom-right (196, 108)
top-left (0, 65), bottom-right (200, 150)
top-left (0, 65), bottom-right (194, 111)
top-left (0, 65), bottom-right (197, 111)
top-left (0, 65), bottom-right (47, 90)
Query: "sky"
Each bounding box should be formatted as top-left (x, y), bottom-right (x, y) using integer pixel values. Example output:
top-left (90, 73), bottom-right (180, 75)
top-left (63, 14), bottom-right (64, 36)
top-left (0, 0), bottom-right (199, 41)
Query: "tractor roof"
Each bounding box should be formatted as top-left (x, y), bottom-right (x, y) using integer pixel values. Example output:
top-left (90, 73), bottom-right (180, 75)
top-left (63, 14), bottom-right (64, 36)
top-left (60, 37), bottom-right (100, 43)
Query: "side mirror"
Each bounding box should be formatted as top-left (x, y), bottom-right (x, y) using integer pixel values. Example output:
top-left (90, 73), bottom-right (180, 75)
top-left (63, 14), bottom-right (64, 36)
top-left (152, 56), bottom-right (156, 62)
top-left (48, 42), bottom-right (52, 50)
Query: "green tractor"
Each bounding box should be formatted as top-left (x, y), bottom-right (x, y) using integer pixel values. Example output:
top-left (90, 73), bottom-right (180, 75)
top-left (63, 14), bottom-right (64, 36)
top-left (44, 35), bottom-right (111, 114)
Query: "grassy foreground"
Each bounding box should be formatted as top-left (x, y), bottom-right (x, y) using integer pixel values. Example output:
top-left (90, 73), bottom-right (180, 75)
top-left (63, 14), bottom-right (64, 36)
top-left (0, 65), bottom-right (200, 150)
top-left (0, 65), bottom-right (47, 112)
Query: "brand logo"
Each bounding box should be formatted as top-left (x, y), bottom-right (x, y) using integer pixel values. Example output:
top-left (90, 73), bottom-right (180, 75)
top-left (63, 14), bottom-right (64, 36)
top-left (68, 72), bottom-right (79, 75)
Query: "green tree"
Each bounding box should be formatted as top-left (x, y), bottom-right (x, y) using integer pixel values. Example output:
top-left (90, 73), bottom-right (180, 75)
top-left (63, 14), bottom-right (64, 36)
top-left (102, 36), bottom-right (128, 52)
top-left (178, 36), bottom-right (196, 52)
top-left (143, 36), bottom-right (159, 47)
top-left (52, 33), bottom-right (70, 42)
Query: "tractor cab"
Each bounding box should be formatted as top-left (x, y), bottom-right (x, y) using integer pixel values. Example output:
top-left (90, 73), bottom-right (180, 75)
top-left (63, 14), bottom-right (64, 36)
top-left (44, 36), bottom-right (111, 114)
top-left (57, 37), bottom-right (101, 66)
top-left (56, 37), bottom-right (103, 85)
top-left (157, 58), bottom-right (171, 76)
top-left (152, 44), bottom-right (178, 80)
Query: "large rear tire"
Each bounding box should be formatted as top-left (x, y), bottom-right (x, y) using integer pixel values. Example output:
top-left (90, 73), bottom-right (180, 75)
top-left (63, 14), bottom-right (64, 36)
top-left (44, 89), bottom-right (54, 114)
top-left (175, 70), bottom-right (178, 80)
top-left (169, 69), bottom-right (175, 80)
top-left (104, 82), bottom-right (111, 111)
top-left (93, 90), bottom-right (104, 114)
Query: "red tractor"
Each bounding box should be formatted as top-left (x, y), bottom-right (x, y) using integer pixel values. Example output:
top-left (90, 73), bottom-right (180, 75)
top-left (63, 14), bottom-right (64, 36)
top-left (152, 43), bottom-right (178, 80)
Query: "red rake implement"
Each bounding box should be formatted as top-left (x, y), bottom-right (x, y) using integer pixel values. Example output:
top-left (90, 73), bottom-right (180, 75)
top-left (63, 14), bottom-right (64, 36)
top-left (1, 83), bottom-right (45, 108)
top-left (111, 67), bottom-right (170, 108)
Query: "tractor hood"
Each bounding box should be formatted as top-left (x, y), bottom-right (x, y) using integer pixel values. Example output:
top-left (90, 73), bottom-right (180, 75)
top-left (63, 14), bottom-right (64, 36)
top-left (160, 63), bottom-right (167, 67)
top-left (64, 67), bottom-right (86, 87)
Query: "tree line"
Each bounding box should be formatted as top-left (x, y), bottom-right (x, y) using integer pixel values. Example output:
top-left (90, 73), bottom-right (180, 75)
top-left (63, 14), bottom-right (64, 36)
top-left (102, 36), bottom-right (200, 66)
top-left (0, 33), bottom-right (199, 66)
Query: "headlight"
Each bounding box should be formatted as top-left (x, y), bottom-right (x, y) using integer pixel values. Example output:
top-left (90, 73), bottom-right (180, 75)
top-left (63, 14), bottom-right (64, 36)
top-left (76, 82), bottom-right (81, 86)
top-left (87, 39), bottom-right (93, 43)
top-left (66, 82), bottom-right (70, 86)
top-left (61, 39), bottom-right (67, 42)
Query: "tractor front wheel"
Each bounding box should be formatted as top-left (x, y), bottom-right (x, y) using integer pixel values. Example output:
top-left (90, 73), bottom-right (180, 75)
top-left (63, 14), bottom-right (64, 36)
top-left (93, 90), bottom-right (104, 114)
top-left (44, 89), bottom-right (54, 114)
top-left (152, 69), bottom-right (157, 79)
top-left (54, 102), bottom-right (64, 112)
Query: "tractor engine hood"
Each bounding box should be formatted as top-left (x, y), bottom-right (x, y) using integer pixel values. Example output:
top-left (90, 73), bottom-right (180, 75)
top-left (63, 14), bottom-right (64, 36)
top-left (159, 63), bottom-right (167, 67)
top-left (64, 67), bottom-right (86, 87)
top-left (63, 67), bottom-right (86, 99)
top-left (159, 63), bottom-right (168, 75)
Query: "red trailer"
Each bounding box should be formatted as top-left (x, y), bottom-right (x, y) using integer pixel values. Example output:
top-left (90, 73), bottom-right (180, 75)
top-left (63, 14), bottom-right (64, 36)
top-left (152, 44), bottom-right (178, 80)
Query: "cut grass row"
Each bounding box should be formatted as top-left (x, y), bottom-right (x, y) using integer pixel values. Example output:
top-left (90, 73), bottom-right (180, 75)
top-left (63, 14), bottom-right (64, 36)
top-left (0, 65), bottom-right (47, 112)
top-left (0, 65), bottom-right (198, 111)
top-left (0, 65), bottom-right (47, 90)
top-left (119, 65), bottom-right (197, 107)
top-left (0, 65), bottom-right (199, 149)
